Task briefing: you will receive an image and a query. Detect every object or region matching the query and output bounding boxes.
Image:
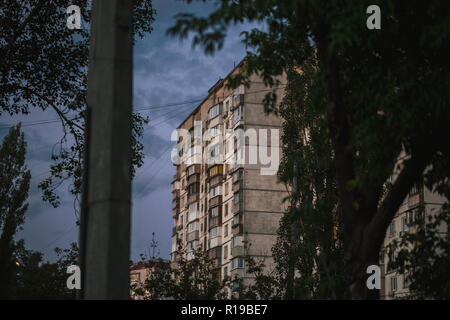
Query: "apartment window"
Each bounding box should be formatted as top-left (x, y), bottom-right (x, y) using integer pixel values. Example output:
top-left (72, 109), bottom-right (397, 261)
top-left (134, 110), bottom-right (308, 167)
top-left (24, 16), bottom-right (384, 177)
top-left (402, 216), bottom-right (408, 232)
top-left (224, 223), bottom-right (228, 237)
top-left (188, 241), bottom-right (195, 251)
top-left (233, 170), bottom-right (242, 183)
top-left (201, 223), bottom-right (204, 233)
top-left (210, 185), bottom-right (221, 198)
top-left (233, 104), bottom-right (244, 124)
top-left (233, 214), bottom-right (240, 226)
top-left (188, 183), bottom-right (199, 196)
top-left (231, 257), bottom-right (244, 270)
top-left (231, 235), bottom-right (243, 248)
top-left (188, 165), bottom-right (195, 176)
top-left (223, 245), bottom-right (228, 259)
top-left (210, 227), bottom-right (220, 238)
top-left (389, 221), bottom-right (396, 237)
top-left (224, 266), bottom-right (228, 278)
top-left (233, 192), bottom-right (240, 205)
top-left (180, 215), bottom-right (184, 226)
top-left (403, 274), bottom-right (410, 289)
top-left (210, 124), bottom-right (221, 138)
top-left (390, 276), bottom-right (397, 292)
top-left (211, 206), bottom-right (219, 217)
top-left (188, 221), bottom-right (197, 233)
top-left (208, 104), bottom-right (221, 119)
top-left (224, 203), bottom-right (228, 217)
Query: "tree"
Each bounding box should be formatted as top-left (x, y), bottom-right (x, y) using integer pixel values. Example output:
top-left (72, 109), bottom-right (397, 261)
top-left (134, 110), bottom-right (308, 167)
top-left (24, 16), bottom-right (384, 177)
top-left (274, 63), bottom-right (347, 299)
top-left (138, 243), bottom-right (231, 300)
top-left (12, 240), bottom-right (79, 300)
top-left (168, 0), bottom-right (450, 298)
top-left (0, 0), bottom-right (155, 208)
top-left (387, 203), bottom-right (450, 299)
top-left (0, 124), bottom-right (31, 299)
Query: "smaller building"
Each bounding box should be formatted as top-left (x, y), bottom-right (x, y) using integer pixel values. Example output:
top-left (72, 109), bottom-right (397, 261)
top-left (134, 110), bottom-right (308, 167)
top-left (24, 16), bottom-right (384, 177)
top-left (130, 260), bottom-right (169, 300)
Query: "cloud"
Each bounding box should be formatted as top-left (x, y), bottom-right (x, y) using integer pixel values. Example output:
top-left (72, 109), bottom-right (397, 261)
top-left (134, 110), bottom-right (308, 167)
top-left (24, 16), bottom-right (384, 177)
top-left (2, 0), bottom-right (259, 262)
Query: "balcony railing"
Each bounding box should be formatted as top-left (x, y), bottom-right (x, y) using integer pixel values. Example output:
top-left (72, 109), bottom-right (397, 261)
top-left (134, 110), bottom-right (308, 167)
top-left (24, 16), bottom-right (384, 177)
top-left (187, 230), bottom-right (199, 242)
top-left (232, 179), bottom-right (243, 193)
top-left (232, 201), bottom-right (243, 215)
top-left (172, 207), bottom-right (180, 218)
top-left (209, 215), bottom-right (222, 229)
top-left (187, 173), bottom-right (200, 185)
top-left (231, 224), bottom-right (243, 235)
top-left (231, 246), bottom-right (244, 257)
top-left (209, 236), bottom-right (222, 248)
top-left (188, 193), bottom-right (199, 204)
top-left (209, 195), bottom-right (222, 208)
top-left (209, 174), bottom-right (223, 187)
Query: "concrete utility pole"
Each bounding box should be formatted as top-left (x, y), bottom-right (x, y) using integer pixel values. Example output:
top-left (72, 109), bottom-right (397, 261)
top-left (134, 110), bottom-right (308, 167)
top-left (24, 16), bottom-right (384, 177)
top-left (81, 0), bottom-right (134, 299)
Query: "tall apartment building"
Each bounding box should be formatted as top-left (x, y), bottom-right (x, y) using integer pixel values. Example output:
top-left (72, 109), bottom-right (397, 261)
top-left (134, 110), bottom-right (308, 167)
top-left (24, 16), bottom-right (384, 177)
top-left (170, 61), bottom-right (288, 291)
top-left (379, 177), bottom-right (447, 299)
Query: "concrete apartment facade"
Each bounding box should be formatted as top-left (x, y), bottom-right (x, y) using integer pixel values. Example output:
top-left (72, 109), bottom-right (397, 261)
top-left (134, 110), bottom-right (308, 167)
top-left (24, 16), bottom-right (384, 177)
top-left (379, 178), bottom-right (447, 299)
top-left (170, 61), bottom-right (288, 291)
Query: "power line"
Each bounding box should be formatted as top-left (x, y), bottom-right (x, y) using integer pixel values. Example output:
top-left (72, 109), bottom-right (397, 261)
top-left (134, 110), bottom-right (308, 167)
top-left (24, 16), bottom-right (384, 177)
top-left (0, 85), bottom-right (287, 131)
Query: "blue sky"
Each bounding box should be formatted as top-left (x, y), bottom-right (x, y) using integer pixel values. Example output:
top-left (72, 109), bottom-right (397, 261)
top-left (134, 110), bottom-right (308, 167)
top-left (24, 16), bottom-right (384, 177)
top-left (0, 0), bottom-right (254, 262)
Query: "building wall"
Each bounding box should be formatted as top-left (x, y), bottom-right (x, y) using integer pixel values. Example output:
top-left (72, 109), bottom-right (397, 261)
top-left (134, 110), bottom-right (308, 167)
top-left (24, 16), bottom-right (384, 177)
top-left (170, 61), bottom-right (288, 292)
top-left (379, 181), bottom-right (447, 299)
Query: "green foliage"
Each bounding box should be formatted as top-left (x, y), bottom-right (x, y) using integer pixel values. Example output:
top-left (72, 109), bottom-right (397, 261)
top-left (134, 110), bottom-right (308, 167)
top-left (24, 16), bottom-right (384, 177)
top-left (275, 61), bottom-right (347, 299)
top-left (169, 0), bottom-right (450, 298)
top-left (12, 240), bottom-right (79, 300)
top-left (0, 0), bottom-right (155, 208)
top-left (138, 243), bottom-right (231, 300)
top-left (0, 124), bottom-right (31, 298)
top-left (388, 203), bottom-right (450, 299)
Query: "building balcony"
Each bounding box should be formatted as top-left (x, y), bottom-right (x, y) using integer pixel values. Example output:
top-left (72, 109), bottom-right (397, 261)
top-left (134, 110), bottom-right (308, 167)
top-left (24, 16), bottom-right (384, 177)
top-left (188, 192), bottom-right (199, 204)
top-left (186, 164), bottom-right (201, 177)
top-left (232, 94), bottom-right (244, 110)
top-left (187, 230), bottom-right (199, 242)
top-left (232, 179), bottom-right (243, 193)
top-left (209, 215), bottom-right (222, 229)
top-left (408, 192), bottom-right (422, 209)
top-left (209, 195), bottom-right (222, 208)
top-left (208, 246), bottom-right (222, 268)
top-left (172, 207), bottom-right (180, 218)
top-left (207, 164), bottom-right (223, 180)
top-left (209, 174), bottom-right (223, 188)
top-left (176, 224), bottom-right (183, 231)
top-left (231, 246), bottom-right (244, 258)
top-left (173, 172), bottom-right (180, 182)
top-left (187, 173), bottom-right (200, 185)
top-left (172, 189), bottom-right (180, 200)
top-left (231, 224), bottom-right (243, 236)
top-left (209, 236), bottom-right (222, 248)
top-left (232, 201), bottom-right (243, 215)
top-left (172, 226), bottom-right (177, 237)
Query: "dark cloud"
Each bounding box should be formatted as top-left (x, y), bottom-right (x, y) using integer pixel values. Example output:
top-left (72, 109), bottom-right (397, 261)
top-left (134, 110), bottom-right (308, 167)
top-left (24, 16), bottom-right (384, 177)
top-left (1, 0), bottom-right (257, 262)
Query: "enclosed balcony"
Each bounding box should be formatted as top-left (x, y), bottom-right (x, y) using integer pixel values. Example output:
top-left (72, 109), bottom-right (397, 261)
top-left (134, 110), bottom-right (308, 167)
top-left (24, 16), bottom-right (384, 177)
top-left (208, 246), bottom-right (222, 268)
top-left (207, 164), bottom-right (223, 180)
top-left (209, 215), bottom-right (222, 229)
top-left (209, 195), bottom-right (222, 208)
top-left (187, 173), bottom-right (200, 185)
top-left (186, 164), bottom-right (201, 177)
top-left (187, 230), bottom-right (199, 242)
top-left (231, 246), bottom-right (244, 258)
